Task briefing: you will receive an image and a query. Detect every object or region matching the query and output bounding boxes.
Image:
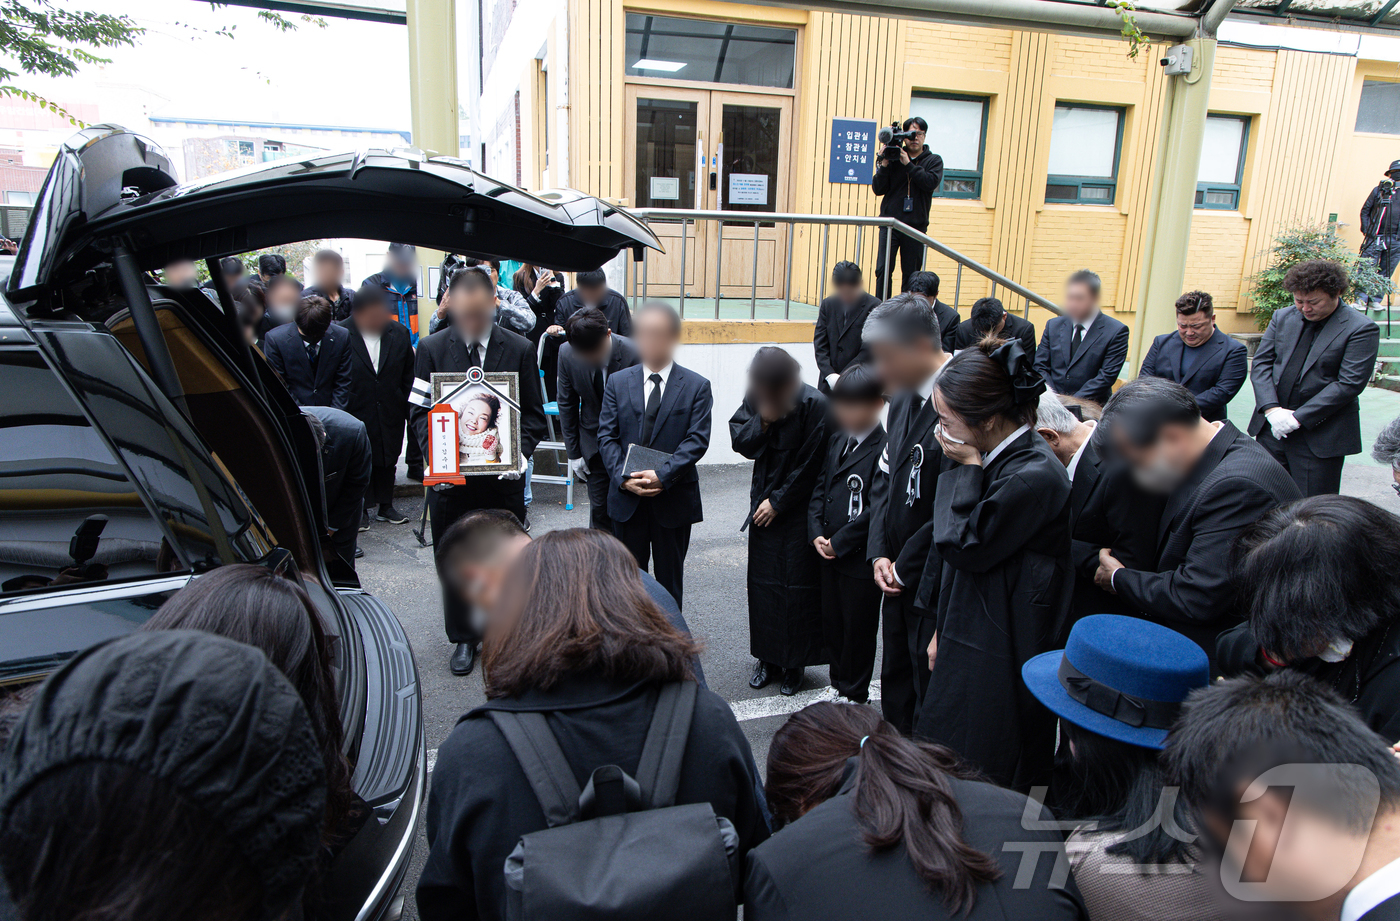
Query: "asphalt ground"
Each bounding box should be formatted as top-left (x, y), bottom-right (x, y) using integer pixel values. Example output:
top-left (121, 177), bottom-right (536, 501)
top-left (360, 435), bottom-right (1398, 919)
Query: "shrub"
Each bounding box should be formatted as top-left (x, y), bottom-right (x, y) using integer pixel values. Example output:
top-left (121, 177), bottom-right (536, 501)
top-left (1244, 223), bottom-right (1394, 330)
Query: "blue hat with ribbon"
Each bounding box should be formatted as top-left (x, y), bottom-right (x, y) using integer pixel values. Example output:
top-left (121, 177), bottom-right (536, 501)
top-left (1021, 614), bottom-right (1208, 750)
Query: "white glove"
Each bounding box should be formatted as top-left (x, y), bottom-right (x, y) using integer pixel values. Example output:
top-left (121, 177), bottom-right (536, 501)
top-left (497, 455), bottom-right (529, 481)
top-left (825, 373), bottom-right (840, 390)
top-left (1266, 407), bottom-right (1301, 439)
top-left (568, 456), bottom-right (590, 479)
top-left (431, 482), bottom-right (454, 492)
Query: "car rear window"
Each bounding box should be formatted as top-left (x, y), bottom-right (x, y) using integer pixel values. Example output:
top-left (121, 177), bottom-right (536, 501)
top-left (0, 349), bottom-right (187, 595)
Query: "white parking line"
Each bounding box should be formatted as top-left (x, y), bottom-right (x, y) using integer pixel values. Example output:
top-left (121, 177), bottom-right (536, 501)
top-left (424, 682), bottom-right (881, 774)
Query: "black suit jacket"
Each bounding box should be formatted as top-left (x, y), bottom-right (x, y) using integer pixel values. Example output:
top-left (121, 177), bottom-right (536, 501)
top-left (1139, 328), bottom-right (1248, 422)
top-left (931, 299), bottom-right (960, 354)
top-left (867, 387), bottom-right (946, 611)
top-left (1066, 434), bottom-right (1166, 629)
top-left (744, 767), bottom-right (1086, 921)
top-left (554, 287), bottom-right (633, 338)
top-left (1112, 422), bottom-right (1301, 657)
top-left (339, 318), bottom-right (415, 466)
top-left (813, 293), bottom-right (880, 391)
top-left (263, 321), bottom-right (354, 410)
top-left (408, 324), bottom-right (548, 468)
top-left (597, 363), bottom-right (712, 527)
top-left (808, 425), bottom-right (886, 578)
top-left (1034, 312), bottom-right (1129, 406)
top-left (556, 334), bottom-right (640, 461)
top-left (1248, 303), bottom-right (1380, 457)
top-left (954, 312), bottom-right (1038, 361)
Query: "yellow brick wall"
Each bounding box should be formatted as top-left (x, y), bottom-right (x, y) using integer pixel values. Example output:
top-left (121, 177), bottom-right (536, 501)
top-left (567, 0), bottom-right (1380, 356)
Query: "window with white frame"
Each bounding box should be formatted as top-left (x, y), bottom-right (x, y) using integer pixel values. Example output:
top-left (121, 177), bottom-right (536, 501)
top-left (909, 93), bottom-right (988, 198)
top-left (1045, 104), bottom-right (1123, 205)
top-left (1196, 114), bottom-right (1248, 210)
top-left (1356, 80), bottom-right (1400, 135)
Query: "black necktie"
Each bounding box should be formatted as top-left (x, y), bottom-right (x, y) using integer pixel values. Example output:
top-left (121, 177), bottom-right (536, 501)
top-left (906, 393), bottom-right (925, 442)
top-left (641, 373), bottom-right (663, 445)
top-left (1070, 324), bottom-right (1084, 361)
top-left (467, 342), bottom-right (482, 369)
top-left (841, 435), bottom-right (858, 461)
top-left (1276, 318), bottom-right (1321, 408)
top-left (305, 340), bottom-right (319, 369)
top-left (591, 367), bottom-right (604, 400)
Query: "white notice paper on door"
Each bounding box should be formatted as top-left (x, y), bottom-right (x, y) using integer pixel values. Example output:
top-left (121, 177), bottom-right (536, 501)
top-left (728, 173), bottom-right (768, 205)
top-left (650, 176), bottom-right (680, 200)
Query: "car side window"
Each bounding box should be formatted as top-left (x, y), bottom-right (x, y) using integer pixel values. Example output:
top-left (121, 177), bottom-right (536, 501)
top-left (0, 350), bottom-right (187, 595)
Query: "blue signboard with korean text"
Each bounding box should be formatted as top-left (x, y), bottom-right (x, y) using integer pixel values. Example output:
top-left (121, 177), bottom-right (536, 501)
top-left (828, 118), bottom-right (878, 185)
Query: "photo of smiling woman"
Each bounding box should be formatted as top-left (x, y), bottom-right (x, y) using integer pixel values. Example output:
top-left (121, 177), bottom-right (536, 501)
top-left (459, 393), bottom-right (504, 465)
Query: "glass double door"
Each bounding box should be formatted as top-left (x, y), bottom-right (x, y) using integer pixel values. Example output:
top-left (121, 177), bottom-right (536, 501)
top-left (627, 85), bottom-right (791, 303)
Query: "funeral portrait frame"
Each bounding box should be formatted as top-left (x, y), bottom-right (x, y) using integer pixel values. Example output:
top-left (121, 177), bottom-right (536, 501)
top-left (431, 370), bottom-right (523, 477)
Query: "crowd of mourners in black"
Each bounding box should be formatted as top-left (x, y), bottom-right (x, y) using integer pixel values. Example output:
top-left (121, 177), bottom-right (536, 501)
top-left (6, 239), bottom-right (1400, 921)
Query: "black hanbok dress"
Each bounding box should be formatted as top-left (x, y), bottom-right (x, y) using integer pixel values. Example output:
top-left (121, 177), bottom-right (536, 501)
top-left (914, 428), bottom-right (1073, 792)
top-left (730, 384), bottom-right (830, 669)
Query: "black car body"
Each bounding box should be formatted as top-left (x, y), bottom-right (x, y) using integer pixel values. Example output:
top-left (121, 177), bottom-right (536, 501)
top-left (0, 126), bottom-right (660, 920)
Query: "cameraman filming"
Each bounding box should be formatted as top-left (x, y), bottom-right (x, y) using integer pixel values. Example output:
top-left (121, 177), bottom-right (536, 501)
top-left (871, 116), bottom-right (943, 298)
top-left (1360, 159), bottom-right (1400, 305)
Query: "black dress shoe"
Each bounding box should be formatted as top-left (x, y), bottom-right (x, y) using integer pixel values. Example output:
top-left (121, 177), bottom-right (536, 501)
top-left (406, 465), bottom-right (424, 483)
top-left (779, 668), bottom-right (804, 696)
top-left (521, 515), bottom-right (531, 533)
top-left (749, 660), bottom-right (773, 690)
top-left (354, 546), bottom-right (364, 559)
top-left (449, 643), bottom-right (478, 676)
top-left (376, 504), bottom-right (409, 524)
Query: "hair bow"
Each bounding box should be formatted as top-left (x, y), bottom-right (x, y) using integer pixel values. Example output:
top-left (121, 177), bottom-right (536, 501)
top-left (991, 340), bottom-right (1045, 404)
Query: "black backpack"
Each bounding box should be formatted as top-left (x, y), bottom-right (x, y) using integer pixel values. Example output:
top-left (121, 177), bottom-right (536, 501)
top-left (488, 681), bottom-right (740, 921)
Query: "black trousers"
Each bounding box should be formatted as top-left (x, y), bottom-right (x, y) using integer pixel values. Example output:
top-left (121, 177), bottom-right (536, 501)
top-left (404, 430), bottom-right (423, 471)
top-left (821, 565), bottom-right (882, 703)
top-left (428, 480), bottom-right (527, 644)
top-left (880, 593), bottom-right (927, 733)
top-left (613, 500), bottom-right (692, 610)
top-left (1256, 428), bottom-right (1345, 497)
top-left (584, 453), bottom-right (613, 533)
top-left (875, 225), bottom-right (926, 299)
top-left (366, 464), bottom-right (396, 509)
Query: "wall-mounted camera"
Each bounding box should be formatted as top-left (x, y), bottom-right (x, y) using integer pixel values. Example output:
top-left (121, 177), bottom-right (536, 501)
top-left (1160, 44), bottom-right (1194, 76)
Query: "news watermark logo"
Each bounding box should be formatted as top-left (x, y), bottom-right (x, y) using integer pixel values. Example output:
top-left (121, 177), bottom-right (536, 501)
top-left (1006, 763), bottom-right (1382, 903)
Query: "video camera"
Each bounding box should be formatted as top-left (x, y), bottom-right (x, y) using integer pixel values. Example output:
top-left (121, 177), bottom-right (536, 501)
top-left (1382, 177), bottom-right (1396, 198)
top-left (878, 122), bottom-right (918, 162)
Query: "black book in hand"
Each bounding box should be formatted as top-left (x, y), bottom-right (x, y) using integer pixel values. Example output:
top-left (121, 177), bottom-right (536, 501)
top-left (623, 444), bottom-right (673, 478)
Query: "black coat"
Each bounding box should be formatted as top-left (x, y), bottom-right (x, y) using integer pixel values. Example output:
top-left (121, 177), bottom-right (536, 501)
top-left (813, 293), bottom-right (880, 391)
top-left (1033, 313), bottom-right (1130, 407)
top-left (1247, 303), bottom-right (1380, 458)
top-left (745, 765), bottom-right (1087, 921)
top-left (1066, 435), bottom-right (1166, 630)
top-left (409, 324), bottom-right (549, 485)
top-left (1363, 184), bottom-right (1400, 238)
top-left (556, 334), bottom-right (639, 461)
top-left (916, 430), bottom-right (1073, 792)
top-left (417, 674), bottom-right (769, 921)
top-left (339, 318), bottom-right (414, 467)
top-left (932, 299), bottom-right (960, 354)
top-left (555, 287), bottom-right (633, 338)
top-left (262, 321), bottom-right (354, 410)
top-left (303, 284), bottom-right (355, 322)
top-left (955, 312), bottom-right (1038, 362)
top-left (869, 387), bottom-right (946, 612)
top-left (870, 146), bottom-right (944, 229)
top-left (597, 363), bottom-right (712, 527)
top-left (808, 425), bottom-right (886, 579)
top-left (514, 275), bottom-right (563, 344)
top-left (730, 384), bottom-right (830, 668)
top-left (1139, 328), bottom-right (1249, 423)
top-left (1217, 616), bottom-right (1400, 743)
top-left (1112, 422), bottom-right (1301, 661)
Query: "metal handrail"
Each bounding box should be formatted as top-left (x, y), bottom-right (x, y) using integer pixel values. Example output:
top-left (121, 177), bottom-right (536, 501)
top-left (624, 207), bottom-right (1062, 321)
